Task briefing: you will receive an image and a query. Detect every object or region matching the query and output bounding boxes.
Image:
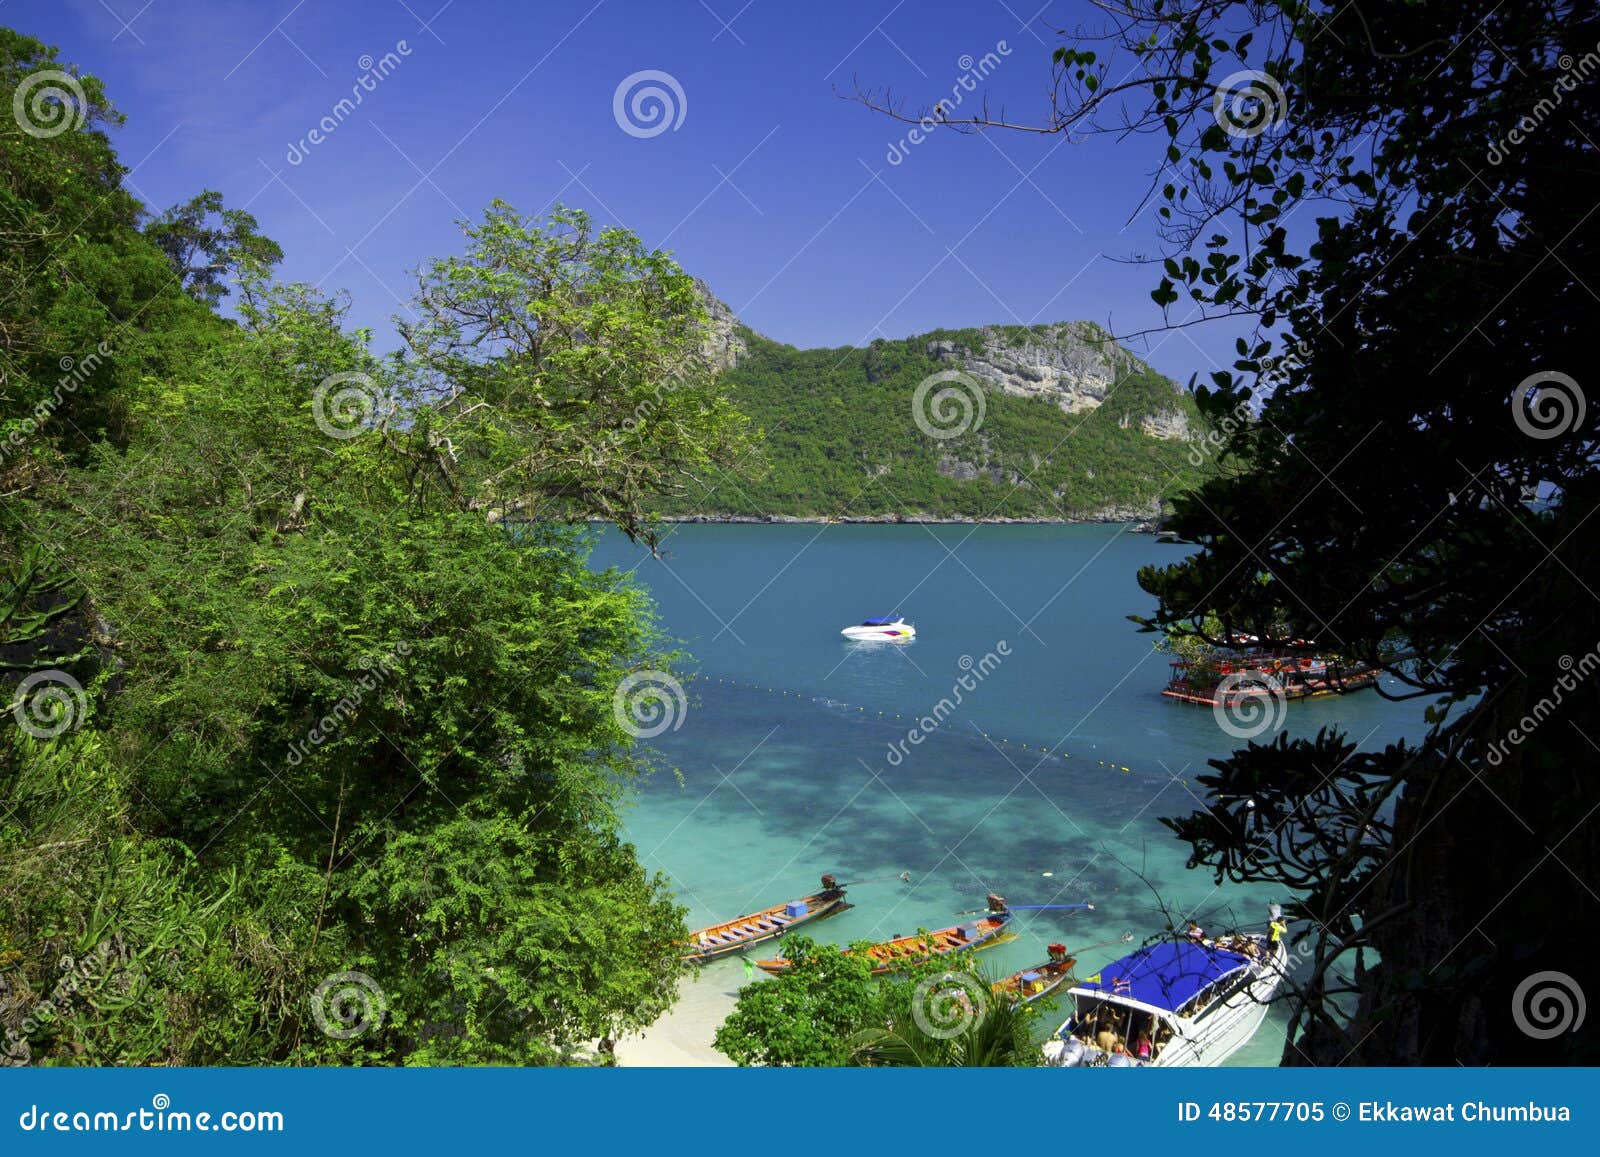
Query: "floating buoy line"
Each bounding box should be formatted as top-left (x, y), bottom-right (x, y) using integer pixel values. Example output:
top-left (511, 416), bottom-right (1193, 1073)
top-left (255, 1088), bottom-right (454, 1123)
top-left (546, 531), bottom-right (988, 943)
top-left (697, 675), bottom-right (1143, 776)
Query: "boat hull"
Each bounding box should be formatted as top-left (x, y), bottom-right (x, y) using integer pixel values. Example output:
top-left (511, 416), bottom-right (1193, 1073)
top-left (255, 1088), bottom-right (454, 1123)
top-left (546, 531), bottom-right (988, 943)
top-left (1148, 939), bottom-right (1287, 1067)
top-left (840, 627), bottom-right (915, 641)
top-left (1044, 937), bottom-right (1289, 1067)
top-left (757, 912), bottom-right (1009, 975)
top-left (994, 957), bottom-right (1077, 1006)
top-left (682, 891), bottom-right (850, 964)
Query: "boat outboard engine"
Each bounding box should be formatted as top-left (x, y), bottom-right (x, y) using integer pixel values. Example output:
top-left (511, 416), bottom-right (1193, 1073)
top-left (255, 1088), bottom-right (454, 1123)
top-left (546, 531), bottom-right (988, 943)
top-left (1042, 1035), bottom-right (1088, 1067)
top-left (821, 873), bottom-right (838, 892)
top-left (1047, 942), bottom-right (1068, 961)
top-left (987, 892), bottom-right (1007, 913)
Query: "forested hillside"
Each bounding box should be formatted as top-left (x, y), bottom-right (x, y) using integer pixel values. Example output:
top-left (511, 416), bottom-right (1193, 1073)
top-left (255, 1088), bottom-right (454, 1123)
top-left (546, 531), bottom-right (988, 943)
top-left (658, 323), bottom-right (1207, 521)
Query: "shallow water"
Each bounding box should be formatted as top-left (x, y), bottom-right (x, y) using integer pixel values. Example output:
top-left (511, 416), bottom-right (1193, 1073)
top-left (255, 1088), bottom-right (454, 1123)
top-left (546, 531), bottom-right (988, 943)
top-left (593, 523), bottom-right (1422, 1064)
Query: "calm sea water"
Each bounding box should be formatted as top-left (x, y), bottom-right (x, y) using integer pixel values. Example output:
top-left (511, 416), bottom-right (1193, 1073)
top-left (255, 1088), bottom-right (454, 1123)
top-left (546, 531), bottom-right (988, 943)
top-left (592, 523), bottom-right (1420, 1064)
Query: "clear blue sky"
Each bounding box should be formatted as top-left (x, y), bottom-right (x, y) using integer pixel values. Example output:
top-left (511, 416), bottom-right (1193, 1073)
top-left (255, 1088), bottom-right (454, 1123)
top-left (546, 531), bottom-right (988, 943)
top-left (14, 0), bottom-right (1243, 380)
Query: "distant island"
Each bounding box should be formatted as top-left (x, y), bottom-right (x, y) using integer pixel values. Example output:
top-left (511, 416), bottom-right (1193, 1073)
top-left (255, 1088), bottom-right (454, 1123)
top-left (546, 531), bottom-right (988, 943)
top-left (653, 291), bottom-right (1207, 524)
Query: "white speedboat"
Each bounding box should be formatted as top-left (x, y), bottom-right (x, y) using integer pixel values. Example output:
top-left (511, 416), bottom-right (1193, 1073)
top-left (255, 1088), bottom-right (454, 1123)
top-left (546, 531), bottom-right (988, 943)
top-left (1041, 928), bottom-right (1289, 1067)
top-left (839, 615), bottom-right (915, 641)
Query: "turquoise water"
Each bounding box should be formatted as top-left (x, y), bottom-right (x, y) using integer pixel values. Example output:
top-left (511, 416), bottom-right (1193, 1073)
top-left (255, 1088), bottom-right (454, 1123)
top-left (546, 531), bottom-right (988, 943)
top-left (593, 524), bottom-right (1421, 1063)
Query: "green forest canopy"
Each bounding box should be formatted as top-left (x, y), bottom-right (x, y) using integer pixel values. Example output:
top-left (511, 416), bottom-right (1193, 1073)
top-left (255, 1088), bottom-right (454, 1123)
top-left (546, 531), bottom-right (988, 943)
top-left (656, 324), bottom-right (1208, 521)
top-left (0, 26), bottom-right (751, 1064)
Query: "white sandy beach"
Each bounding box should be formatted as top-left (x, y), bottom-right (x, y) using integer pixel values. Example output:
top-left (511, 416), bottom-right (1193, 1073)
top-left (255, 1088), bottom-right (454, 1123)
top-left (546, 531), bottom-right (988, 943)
top-left (614, 959), bottom-right (756, 1066)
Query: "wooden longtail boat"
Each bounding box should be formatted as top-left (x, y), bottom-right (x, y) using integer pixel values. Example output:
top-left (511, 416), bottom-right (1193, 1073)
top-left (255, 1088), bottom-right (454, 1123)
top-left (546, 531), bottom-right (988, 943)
top-left (682, 875), bottom-right (849, 964)
top-left (993, 945), bottom-right (1077, 1006)
top-left (756, 894), bottom-right (1012, 975)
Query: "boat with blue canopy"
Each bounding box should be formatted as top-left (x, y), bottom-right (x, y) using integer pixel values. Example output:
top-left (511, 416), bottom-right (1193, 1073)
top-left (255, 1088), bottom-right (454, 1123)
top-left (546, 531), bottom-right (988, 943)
top-left (1042, 915), bottom-right (1288, 1067)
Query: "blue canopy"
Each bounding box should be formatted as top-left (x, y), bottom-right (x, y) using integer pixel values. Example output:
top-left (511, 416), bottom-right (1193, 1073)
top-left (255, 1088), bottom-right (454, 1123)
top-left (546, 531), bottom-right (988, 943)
top-left (1075, 941), bottom-right (1250, 1013)
top-left (861, 616), bottom-right (901, 625)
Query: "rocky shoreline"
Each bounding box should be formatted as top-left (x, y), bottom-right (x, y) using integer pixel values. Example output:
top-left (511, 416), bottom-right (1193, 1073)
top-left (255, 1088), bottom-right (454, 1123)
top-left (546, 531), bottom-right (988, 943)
top-left (652, 511), bottom-right (1165, 530)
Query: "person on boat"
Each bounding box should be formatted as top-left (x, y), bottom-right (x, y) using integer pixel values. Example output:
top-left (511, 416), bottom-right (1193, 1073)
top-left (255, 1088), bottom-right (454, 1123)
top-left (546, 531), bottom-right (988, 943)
top-left (1095, 1015), bottom-right (1122, 1055)
top-left (1186, 920), bottom-right (1205, 942)
top-left (1268, 905), bottom-right (1288, 951)
top-left (1135, 1032), bottom-right (1153, 1061)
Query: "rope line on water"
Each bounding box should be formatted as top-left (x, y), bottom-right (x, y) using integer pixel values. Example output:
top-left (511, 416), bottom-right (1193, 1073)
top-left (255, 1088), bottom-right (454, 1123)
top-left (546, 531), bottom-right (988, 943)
top-left (700, 675), bottom-right (1144, 776)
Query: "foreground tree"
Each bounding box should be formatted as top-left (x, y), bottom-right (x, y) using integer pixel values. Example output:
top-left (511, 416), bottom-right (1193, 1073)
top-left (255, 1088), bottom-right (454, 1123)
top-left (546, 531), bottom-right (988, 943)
top-left (715, 938), bottom-right (1041, 1067)
top-left (143, 190), bottom-right (284, 307)
top-left (2, 31), bottom-right (751, 1063)
top-left (399, 202), bottom-right (754, 550)
top-left (863, 1), bottom-right (1599, 1063)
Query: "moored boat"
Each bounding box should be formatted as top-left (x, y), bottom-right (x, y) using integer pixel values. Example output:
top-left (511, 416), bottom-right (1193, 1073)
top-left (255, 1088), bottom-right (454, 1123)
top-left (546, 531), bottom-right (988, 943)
top-left (1041, 918), bottom-right (1289, 1067)
top-left (682, 874), bottom-right (849, 964)
top-left (757, 893), bottom-right (1010, 975)
top-left (993, 944), bottom-right (1077, 1006)
top-left (839, 615), bottom-right (916, 641)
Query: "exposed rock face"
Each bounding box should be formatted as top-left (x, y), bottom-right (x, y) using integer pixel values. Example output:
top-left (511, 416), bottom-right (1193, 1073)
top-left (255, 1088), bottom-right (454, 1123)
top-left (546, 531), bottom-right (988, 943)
top-left (924, 322), bottom-right (1191, 443)
top-left (926, 322), bottom-right (1149, 414)
top-left (691, 286), bottom-right (1192, 451)
top-left (1140, 410), bottom-right (1190, 440)
top-left (693, 279), bottom-right (747, 372)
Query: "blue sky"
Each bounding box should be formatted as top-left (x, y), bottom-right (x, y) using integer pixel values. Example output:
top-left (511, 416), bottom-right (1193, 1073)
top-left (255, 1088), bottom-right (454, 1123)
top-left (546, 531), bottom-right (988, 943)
top-left (13, 0), bottom-right (1243, 380)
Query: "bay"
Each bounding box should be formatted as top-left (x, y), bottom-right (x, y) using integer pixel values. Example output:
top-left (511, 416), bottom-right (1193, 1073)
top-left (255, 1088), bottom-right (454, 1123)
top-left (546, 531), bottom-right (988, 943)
top-left (591, 523), bottom-right (1421, 1064)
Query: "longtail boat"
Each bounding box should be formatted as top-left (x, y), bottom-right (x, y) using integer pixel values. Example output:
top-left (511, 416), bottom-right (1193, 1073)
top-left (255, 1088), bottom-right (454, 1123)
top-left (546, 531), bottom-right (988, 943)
top-left (682, 875), bottom-right (849, 964)
top-left (757, 893), bottom-right (1012, 975)
top-left (993, 944), bottom-right (1077, 1005)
